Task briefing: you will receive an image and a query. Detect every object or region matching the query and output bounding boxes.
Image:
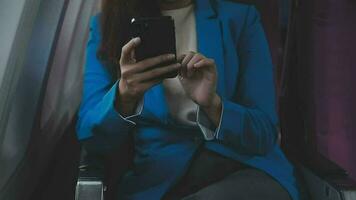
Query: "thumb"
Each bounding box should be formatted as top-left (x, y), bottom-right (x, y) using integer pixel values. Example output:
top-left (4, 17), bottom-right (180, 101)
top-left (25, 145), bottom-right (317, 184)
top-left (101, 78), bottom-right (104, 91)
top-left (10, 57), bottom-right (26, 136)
top-left (120, 37), bottom-right (141, 64)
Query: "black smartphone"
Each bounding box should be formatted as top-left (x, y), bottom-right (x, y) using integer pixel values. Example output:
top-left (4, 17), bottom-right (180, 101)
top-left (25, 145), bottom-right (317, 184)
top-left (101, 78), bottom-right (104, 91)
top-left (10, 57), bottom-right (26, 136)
top-left (130, 16), bottom-right (178, 78)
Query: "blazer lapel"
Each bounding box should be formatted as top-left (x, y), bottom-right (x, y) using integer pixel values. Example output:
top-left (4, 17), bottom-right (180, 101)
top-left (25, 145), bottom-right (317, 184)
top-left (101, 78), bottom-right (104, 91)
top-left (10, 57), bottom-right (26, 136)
top-left (195, 0), bottom-right (226, 97)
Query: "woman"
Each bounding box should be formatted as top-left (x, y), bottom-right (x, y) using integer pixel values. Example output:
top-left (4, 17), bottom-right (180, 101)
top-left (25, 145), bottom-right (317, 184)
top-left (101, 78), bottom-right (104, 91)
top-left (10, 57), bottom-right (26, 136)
top-left (77, 0), bottom-right (301, 199)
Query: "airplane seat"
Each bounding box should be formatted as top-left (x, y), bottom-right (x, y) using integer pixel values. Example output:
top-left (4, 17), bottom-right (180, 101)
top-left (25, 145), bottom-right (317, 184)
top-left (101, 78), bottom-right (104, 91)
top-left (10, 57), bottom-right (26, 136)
top-left (75, 0), bottom-right (356, 200)
top-left (76, 136), bottom-right (134, 200)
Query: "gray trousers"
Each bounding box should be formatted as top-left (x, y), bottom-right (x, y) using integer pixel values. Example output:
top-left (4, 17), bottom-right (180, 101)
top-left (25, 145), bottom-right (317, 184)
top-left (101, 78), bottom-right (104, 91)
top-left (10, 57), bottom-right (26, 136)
top-left (163, 148), bottom-right (293, 200)
top-left (181, 169), bottom-right (292, 200)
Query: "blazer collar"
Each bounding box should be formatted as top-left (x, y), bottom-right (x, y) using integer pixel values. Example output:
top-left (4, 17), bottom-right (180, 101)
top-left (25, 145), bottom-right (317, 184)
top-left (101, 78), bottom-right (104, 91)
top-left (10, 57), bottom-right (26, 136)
top-left (195, 0), bottom-right (226, 97)
top-left (195, 0), bottom-right (217, 18)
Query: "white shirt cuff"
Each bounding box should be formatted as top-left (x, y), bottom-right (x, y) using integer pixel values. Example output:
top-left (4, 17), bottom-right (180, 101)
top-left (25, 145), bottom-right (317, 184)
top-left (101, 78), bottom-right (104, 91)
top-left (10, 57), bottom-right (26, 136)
top-left (196, 103), bottom-right (224, 141)
top-left (118, 98), bottom-right (144, 125)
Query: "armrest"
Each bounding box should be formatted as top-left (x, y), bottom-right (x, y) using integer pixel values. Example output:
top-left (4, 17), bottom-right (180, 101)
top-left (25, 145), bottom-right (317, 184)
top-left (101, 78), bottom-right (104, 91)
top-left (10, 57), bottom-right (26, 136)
top-left (74, 134), bottom-right (134, 200)
top-left (296, 154), bottom-right (356, 200)
top-left (75, 148), bottom-right (106, 200)
top-left (76, 177), bottom-right (105, 200)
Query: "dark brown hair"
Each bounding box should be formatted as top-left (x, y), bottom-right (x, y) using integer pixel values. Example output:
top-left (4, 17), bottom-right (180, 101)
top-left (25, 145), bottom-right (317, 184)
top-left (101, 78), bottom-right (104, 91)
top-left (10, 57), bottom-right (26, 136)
top-left (98, 0), bottom-right (161, 76)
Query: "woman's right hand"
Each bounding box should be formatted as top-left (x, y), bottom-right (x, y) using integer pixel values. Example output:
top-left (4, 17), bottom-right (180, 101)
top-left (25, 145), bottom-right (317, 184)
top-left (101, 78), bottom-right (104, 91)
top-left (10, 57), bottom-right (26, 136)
top-left (116, 37), bottom-right (180, 116)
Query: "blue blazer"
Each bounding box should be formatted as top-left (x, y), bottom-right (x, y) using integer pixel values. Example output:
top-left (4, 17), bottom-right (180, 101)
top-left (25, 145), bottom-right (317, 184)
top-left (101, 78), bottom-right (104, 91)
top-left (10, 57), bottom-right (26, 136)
top-left (77, 0), bottom-right (300, 199)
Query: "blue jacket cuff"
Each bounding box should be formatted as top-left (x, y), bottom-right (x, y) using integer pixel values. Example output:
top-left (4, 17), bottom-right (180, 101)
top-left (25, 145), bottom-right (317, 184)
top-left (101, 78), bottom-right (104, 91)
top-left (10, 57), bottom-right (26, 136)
top-left (196, 103), bottom-right (223, 141)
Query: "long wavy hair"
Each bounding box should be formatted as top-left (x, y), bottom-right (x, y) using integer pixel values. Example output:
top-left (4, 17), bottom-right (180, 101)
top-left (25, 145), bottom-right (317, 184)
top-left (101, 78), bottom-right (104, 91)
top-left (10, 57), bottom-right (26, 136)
top-left (98, 0), bottom-right (161, 76)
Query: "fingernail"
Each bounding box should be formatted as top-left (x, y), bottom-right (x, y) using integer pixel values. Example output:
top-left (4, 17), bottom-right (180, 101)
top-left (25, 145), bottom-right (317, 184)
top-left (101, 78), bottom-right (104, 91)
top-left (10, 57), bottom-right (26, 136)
top-left (168, 54), bottom-right (175, 59)
top-left (134, 37), bottom-right (141, 43)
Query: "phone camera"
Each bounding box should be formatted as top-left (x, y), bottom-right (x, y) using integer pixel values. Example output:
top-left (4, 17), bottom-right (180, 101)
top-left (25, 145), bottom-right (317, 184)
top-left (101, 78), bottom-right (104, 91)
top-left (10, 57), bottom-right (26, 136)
top-left (144, 23), bottom-right (149, 30)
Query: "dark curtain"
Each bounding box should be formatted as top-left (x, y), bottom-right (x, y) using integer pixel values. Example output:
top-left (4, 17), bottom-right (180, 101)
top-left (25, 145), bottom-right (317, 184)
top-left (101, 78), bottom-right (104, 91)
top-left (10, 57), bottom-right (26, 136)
top-left (280, 0), bottom-right (356, 181)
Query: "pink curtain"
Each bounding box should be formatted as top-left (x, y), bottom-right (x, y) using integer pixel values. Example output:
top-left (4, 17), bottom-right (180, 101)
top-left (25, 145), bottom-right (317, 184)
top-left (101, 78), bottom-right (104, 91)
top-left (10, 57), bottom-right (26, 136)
top-left (280, 0), bottom-right (356, 180)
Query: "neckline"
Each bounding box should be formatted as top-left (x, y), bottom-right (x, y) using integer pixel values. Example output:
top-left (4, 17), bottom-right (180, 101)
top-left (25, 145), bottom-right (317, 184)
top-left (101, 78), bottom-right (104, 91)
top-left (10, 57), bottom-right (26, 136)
top-left (161, 4), bottom-right (194, 14)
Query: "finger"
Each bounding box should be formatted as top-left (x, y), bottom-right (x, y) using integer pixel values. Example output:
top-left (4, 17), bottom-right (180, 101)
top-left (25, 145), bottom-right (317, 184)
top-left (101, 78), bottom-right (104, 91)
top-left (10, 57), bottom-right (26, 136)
top-left (177, 54), bottom-right (186, 77)
top-left (130, 49), bottom-right (136, 63)
top-left (181, 52), bottom-right (195, 77)
top-left (133, 63), bottom-right (181, 82)
top-left (177, 54), bottom-right (186, 63)
top-left (181, 52), bottom-right (195, 66)
top-left (120, 37), bottom-right (141, 64)
top-left (132, 54), bottom-right (176, 73)
top-left (193, 58), bottom-right (215, 69)
top-left (187, 54), bottom-right (204, 77)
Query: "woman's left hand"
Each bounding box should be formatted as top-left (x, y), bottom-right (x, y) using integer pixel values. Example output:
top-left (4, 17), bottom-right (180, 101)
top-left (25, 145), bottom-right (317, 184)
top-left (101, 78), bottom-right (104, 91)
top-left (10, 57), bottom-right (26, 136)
top-left (179, 52), bottom-right (222, 126)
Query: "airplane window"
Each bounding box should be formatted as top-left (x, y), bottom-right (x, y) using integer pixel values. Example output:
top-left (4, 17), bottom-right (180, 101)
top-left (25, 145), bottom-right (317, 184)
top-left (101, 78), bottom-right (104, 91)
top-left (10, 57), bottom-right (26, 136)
top-left (0, 0), bottom-right (39, 144)
top-left (0, 0), bottom-right (70, 199)
top-left (0, 0), bottom-right (42, 191)
top-left (0, 0), bottom-right (100, 199)
top-left (0, 0), bottom-right (27, 86)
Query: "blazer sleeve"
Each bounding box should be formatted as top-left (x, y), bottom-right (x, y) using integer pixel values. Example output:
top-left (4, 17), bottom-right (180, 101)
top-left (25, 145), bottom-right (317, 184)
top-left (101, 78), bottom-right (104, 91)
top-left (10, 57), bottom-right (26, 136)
top-left (76, 16), bottom-right (137, 154)
top-left (215, 6), bottom-right (279, 156)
